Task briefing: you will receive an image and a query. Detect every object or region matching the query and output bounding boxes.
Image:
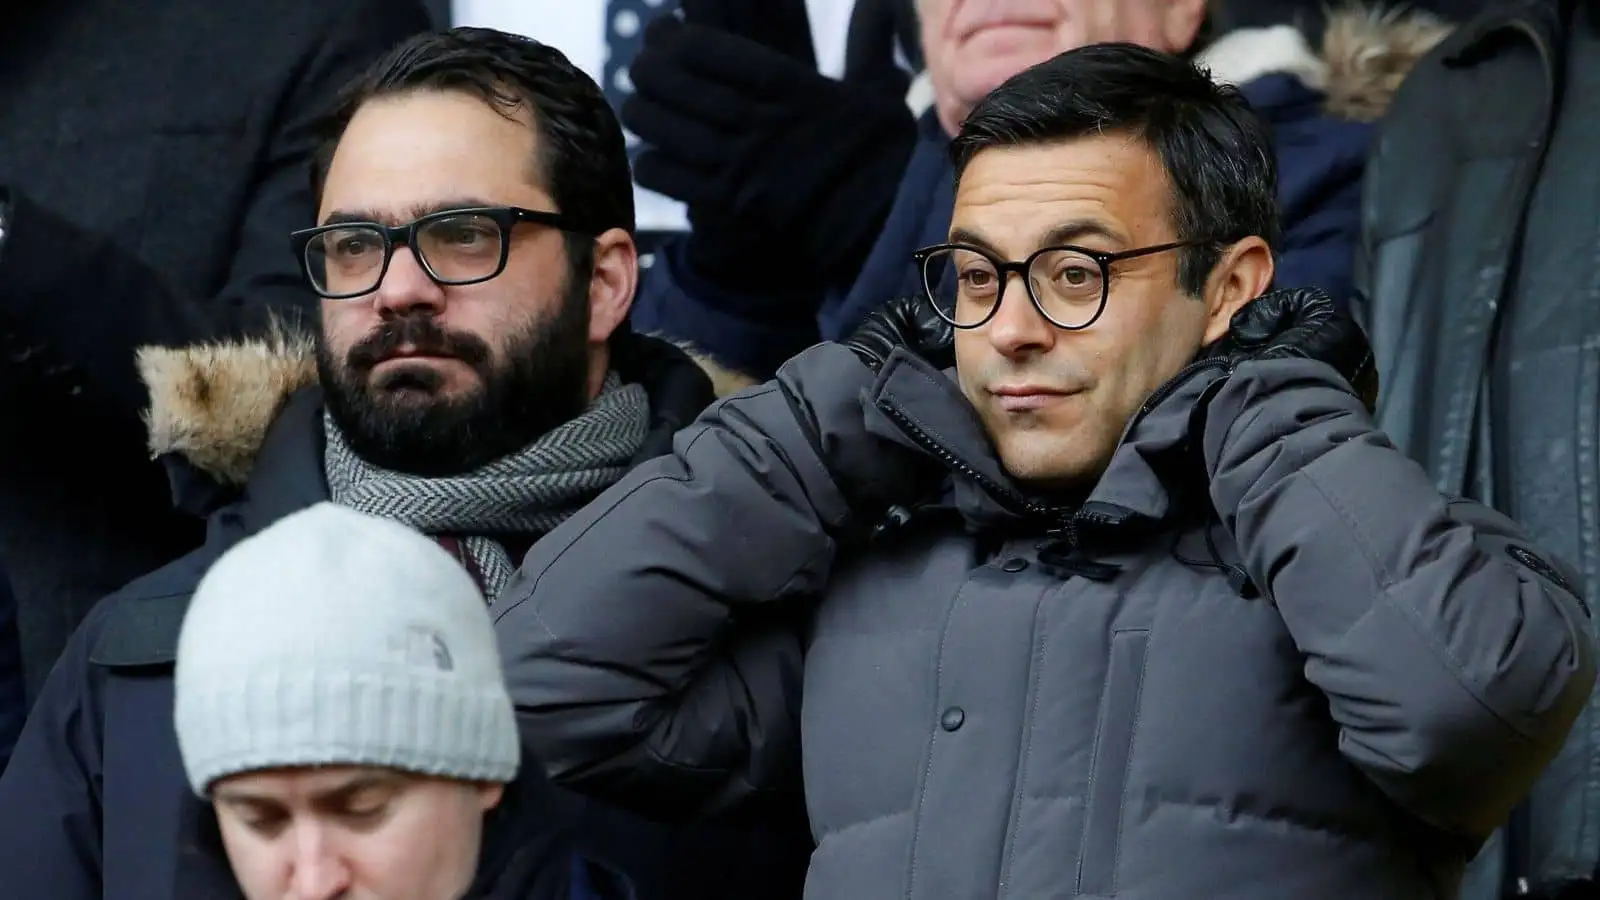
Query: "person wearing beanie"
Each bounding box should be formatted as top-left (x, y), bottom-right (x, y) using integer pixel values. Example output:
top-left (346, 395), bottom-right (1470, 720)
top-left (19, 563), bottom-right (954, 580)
top-left (0, 26), bottom-right (809, 900)
top-left (174, 502), bottom-right (620, 900)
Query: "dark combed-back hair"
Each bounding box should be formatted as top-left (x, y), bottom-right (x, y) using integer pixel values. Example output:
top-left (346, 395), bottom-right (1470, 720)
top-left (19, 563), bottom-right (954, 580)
top-left (310, 27), bottom-right (634, 268)
top-left (950, 43), bottom-right (1280, 297)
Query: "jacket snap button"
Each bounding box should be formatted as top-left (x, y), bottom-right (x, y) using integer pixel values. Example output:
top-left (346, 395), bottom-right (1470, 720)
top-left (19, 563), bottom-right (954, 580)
top-left (1001, 557), bottom-right (1028, 573)
top-left (940, 706), bottom-right (965, 731)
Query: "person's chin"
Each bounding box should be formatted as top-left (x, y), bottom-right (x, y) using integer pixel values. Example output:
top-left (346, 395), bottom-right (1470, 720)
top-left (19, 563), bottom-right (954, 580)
top-left (955, 42), bottom-right (1059, 96)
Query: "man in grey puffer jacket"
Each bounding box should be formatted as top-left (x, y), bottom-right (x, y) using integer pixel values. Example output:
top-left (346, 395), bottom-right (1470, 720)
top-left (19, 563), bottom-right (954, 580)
top-left (493, 44), bottom-right (1596, 898)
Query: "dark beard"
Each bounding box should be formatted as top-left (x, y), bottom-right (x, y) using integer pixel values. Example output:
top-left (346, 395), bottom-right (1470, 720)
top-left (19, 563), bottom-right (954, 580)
top-left (317, 282), bottom-right (592, 477)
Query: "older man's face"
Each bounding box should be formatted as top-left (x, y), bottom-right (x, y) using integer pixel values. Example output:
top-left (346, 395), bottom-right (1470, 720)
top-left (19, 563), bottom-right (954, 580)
top-left (917, 0), bottom-right (1208, 133)
top-left (213, 765), bottom-right (503, 900)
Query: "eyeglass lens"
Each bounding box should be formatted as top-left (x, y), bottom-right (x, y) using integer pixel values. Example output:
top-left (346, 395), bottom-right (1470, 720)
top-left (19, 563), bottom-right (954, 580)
top-left (921, 247), bottom-right (1106, 328)
top-left (303, 212), bottom-right (507, 296)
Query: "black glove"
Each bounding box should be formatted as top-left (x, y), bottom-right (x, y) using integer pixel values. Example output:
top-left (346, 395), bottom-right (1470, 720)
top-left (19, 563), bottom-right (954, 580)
top-left (623, 15), bottom-right (918, 294)
top-left (1205, 287), bottom-right (1380, 413)
top-left (677, 0), bottom-right (817, 62)
top-left (842, 295), bottom-right (955, 373)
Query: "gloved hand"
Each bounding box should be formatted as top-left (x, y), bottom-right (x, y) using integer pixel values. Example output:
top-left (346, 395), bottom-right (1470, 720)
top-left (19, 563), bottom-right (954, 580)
top-left (1204, 287), bottom-right (1379, 413)
top-left (622, 15), bottom-right (918, 295)
top-left (842, 295), bottom-right (955, 373)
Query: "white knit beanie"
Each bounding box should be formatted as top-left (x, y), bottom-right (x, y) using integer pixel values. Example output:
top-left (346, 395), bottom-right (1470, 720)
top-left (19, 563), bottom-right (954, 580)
top-left (173, 502), bottom-right (521, 796)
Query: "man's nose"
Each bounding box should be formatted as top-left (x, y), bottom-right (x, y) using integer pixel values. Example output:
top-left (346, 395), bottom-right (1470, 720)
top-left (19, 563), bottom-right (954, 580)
top-left (286, 825), bottom-right (353, 900)
top-left (370, 244), bottom-right (447, 319)
top-left (986, 273), bottom-right (1056, 357)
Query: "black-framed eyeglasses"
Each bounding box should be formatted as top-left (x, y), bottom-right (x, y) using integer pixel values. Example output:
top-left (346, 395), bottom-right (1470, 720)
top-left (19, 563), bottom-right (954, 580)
top-left (912, 240), bottom-right (1210, 330)
top-left (290, 206), bottom-right (596, 300)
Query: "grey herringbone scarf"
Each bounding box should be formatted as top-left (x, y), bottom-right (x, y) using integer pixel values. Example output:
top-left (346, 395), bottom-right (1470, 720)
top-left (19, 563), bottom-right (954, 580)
top-left (323, 372), bottom-right (650, 600)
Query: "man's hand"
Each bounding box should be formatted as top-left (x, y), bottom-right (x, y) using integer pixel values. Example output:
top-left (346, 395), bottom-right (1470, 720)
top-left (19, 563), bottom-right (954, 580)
top-left (622, 15), bottom-right (917, 294)
top-left (842, 295), bottom-right (955, 373)
top-left (1206, 287), bottom-right (1379, 413)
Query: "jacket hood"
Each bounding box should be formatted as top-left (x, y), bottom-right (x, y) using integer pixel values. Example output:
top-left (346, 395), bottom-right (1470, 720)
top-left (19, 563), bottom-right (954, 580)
top-left (1198, 3), bottom-right (1452, 122)
top-left (138, 325), bottom-right (714, 488)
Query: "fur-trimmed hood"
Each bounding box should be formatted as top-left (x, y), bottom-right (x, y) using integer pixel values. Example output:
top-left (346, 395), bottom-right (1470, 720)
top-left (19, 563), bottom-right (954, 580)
top-left (140, 326), bottom-right (317, 488)
top-left (1198, 3), bottom-right (1452, 122)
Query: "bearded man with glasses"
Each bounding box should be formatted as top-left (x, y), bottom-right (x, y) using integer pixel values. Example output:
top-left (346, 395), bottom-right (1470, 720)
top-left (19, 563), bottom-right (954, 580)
top-left (494, 43), bottom-right (1593, 899)
top-left (0, 26), bottom-right (812, 900)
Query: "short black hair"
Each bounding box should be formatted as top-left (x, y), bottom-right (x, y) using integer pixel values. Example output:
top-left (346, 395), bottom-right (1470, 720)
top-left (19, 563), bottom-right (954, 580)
top-left (310, 27), bottom-right (635, 269)
top-left (950, 43), bottom-right (1280, 296)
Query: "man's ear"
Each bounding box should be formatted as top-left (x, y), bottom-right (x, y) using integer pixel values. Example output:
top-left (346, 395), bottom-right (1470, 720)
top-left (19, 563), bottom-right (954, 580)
top-left (587, 227), bottom-right (637, 344)
top-left (477, 782), bottom-right (505, 812)
top-left (1200, 236), bottom-right (1274, 346)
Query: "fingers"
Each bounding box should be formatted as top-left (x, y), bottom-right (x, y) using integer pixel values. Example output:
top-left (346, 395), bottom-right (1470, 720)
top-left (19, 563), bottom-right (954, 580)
top-left (631, 146), bottom-right (729, 209)
top-left (680, 0), bottom-right (817, 66)
top-left (628, 39), bottom-right (753, 130)
top-left (620, 86), bottom-right (735, 154)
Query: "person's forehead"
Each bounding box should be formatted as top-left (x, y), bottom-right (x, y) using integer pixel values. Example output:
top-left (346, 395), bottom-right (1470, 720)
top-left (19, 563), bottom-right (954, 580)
top-left (951, 134), bottom-right (1173, 248)
top-left (319, 89), bottom-right (552, 223)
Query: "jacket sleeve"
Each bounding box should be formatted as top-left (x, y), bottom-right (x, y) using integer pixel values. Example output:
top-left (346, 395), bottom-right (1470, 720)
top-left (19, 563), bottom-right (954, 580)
top-left (0, 1), bottom-right (429, 429)
top-left (630, 238), bottom-right (823, 383)
top-left (0, 601), bottom-right (114, 899)
top-left (1204, 357), bottom-right (1596, 839)
top-left (495, 343), bottom-right (902, 822)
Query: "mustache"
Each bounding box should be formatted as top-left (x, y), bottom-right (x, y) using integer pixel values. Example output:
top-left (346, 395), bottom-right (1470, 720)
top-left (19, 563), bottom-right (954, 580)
top-left (345, 313), bottom-right (491, 372)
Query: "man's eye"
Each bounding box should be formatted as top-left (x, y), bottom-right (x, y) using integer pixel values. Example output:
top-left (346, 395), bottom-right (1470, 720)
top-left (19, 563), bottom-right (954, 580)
top-left (340, 790), bottom-right (393, 829)
top-left (1058, 266), bottom-right (1093, 286)
top-left (242, 811), bottom-right (288, 837)
top-left (333, 236), bottom-right (375, 256)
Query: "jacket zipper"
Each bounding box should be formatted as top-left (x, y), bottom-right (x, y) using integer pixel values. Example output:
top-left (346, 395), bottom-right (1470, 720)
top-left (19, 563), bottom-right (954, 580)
top-left (1130, 357), bottom-right (1231, 428)
top-left (879, 356), bottom-right (1229, 548)
top-left (879, 403), bottom-right (1060, 523)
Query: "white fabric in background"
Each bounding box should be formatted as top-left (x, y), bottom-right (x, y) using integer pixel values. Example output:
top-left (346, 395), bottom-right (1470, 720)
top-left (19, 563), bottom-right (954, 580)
top-left (806, 0), bottom-right (856, 79)
top-left (452, 0), bottom-right (687, 231)
top-left (450, 0), bottom-right (861, 233)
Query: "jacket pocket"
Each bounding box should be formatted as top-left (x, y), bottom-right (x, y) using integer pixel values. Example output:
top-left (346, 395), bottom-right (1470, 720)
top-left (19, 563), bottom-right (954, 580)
top-left (1076, 628), bottom-right (1150, 896)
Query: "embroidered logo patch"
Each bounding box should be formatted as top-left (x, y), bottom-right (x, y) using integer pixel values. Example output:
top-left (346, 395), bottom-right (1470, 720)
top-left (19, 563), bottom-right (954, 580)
top-left (391, 626), bottom-right (455, 671)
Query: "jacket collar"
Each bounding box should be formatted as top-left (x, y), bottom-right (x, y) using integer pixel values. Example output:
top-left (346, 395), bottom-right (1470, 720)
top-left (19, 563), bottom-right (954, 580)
top-left (466, 749), bottom-right (577, 900)
top-left (232, 388), bottom-right (330, 535)
top-left (1443, 0), bottom-right (1568, 68)
top-left (863, 349), bottom-right (1227, 539)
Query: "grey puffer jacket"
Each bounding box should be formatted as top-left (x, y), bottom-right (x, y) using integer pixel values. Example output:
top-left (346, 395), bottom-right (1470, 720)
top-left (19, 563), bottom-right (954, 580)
top-left (495, 341), bottom-right (1595, 899)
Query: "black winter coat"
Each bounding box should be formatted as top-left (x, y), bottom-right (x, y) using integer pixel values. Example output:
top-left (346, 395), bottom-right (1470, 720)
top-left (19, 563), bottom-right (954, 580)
top-left (1356, 1), bottom-right (1600, 894)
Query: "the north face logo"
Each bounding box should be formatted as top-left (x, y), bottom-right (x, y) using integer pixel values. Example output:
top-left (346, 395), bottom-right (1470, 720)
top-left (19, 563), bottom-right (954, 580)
top-left (392, 626), bottom-right (454, 671)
